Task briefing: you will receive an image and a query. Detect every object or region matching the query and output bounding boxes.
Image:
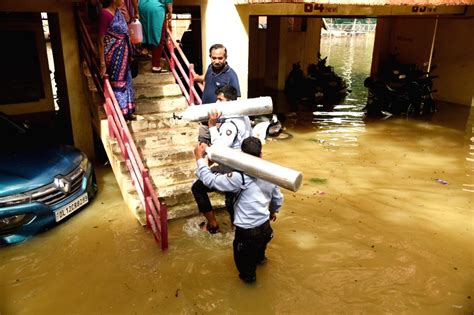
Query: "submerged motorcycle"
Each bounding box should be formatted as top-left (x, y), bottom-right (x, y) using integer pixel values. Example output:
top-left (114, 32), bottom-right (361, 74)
top-left (365, 55), bottom-right (437, 117)
top-left (284, 56), bottom-right (350, 108)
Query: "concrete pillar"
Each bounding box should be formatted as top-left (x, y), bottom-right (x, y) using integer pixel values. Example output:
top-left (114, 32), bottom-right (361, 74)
top-left (277, 18), bottom-right (288, 90)
top-left (201, 0), bottom-right (250, 98)
top-left (265, 16), bottom-right (280, 90)
top-left (301, 18), bottom-right (322, 73)
top-left (58, 5), bottom-right (94, 158)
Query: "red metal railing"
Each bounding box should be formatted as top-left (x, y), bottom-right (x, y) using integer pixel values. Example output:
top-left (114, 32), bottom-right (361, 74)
top-left (103, 77), bottom-right (168, 250)
top-left (76, 7), bottom-right (170, 250)
top-left (76, 6), bottom-right (103, 97)
top-left (164, 27), bottom-right (203, 105)
top-left (77, 6), bottom-right (206, 250)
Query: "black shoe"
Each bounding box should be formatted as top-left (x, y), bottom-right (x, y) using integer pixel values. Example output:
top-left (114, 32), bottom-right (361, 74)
top-left (239, 274), bottom-right (256, 283)
top-left (257, 257), bottom-right (268, 266)
top-left (199, 221), bottom-right (220, 234)
top-left (125, 113), bottom-right (137, 121)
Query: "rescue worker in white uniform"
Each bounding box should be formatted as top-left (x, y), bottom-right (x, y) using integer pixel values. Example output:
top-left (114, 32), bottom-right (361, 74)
top-left (191, 85), bottom-right (252, 233)
top-left (194, 137), bottom-right (284, 283)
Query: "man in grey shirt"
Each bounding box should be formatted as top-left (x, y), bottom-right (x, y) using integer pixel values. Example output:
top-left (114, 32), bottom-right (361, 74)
top-left (194, 137), bottom-right (284, 283)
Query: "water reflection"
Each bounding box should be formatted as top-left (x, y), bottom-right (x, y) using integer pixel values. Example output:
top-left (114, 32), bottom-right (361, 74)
top-left (309, 35), bottom-right (374, 149)
top-left (464, 104), bottom-right (474, 193)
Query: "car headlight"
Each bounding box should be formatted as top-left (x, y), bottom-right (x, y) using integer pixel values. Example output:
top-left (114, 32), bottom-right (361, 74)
top-left (0, 213), bottom-right (34, 230)
top-left (79, 153), bottom-right (89, 172)
top-left (0, 194), bottom-right (30, 207)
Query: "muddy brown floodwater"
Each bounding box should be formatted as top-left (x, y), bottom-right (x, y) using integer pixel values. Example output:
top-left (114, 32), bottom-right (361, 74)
top-left (1, 102), bottom-right (472, 314)
top-left (1, 35), bottom-right (473, 314)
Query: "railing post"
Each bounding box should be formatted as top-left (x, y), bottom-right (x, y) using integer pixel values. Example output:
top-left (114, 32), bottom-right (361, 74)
top-left (105, 102), bottom-right (115, 140)
top-left (142, 169), bottom-right (151, 230)
top-left (189, 64), bottom-right (195, 105)
top-left (166, 33), bottom-right (175, 71)
top-left (160, 199), bottom-right (168, 250)
top-left (120, 128), bottom-right (129, 161)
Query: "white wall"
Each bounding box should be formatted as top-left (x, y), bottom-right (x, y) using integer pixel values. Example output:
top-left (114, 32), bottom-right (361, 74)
top-left (432, 18), bottom-right (474, 106)
top-left (201, 0), bottom-right (250, 98)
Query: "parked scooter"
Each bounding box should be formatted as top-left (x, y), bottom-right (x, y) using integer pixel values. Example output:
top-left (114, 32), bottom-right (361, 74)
top-left (284, 56), bottom-right (350, 108)
top-left (252, 114), bottom-right (292, 142)
top-left (365, 55), bottom-right (437, 117)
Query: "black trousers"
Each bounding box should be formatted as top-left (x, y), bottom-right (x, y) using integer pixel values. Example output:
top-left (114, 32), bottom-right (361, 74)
top-left (233, 220), bottom-right (273, 281)
top-left (191, 179), bottom-right (235, 223)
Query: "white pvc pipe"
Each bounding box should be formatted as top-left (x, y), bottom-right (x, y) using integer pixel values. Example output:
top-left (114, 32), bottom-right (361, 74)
top-left (206, 145), bottom-right (303, 192)
top-left (180, 96), bottom-right (273, 122)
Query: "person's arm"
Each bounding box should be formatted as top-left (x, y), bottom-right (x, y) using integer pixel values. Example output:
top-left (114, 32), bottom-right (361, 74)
top-left (193, 72), bottom-right (205, 83)
top-left (97, 9), bottom-right (112, 76)
top-left (98, 35), bottom-right (106, 76)
top-left (269, 186), bottom-right (283, 221)
top-left (230, 69), bottom-right (241, 98)
top-left (193, 143), bottom-right (241, 192)
top-left (166, 3), bottom-right (173, 28)
top-left (131, 0), bottom-right (139, 20)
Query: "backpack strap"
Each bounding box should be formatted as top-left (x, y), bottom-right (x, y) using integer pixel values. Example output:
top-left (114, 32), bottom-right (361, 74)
top-left (232, 171), bottom-right (246, 206)
top-left (228, 119), bottom-right (239, 143)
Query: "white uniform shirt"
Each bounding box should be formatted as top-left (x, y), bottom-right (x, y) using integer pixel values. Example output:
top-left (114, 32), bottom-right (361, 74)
top-left (209, 116), bottom-right (252, 149)
top-left (196, 159), bottom-right (284, 229)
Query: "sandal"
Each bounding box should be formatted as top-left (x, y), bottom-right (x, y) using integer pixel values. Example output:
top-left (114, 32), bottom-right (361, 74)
top-left (152, 66), bottom-right (162, 73)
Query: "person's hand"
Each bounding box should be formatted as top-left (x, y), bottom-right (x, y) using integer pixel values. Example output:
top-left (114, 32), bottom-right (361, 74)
top-left (194, 142), bottom-right (208, 160)
top-left (270, 212), bottom-right (277, 222)
top-left (132, 11), bottom-right (139, 21)
top-left (208, 109), bottom-right (221, 127)
top-left (166, 12), bottom-right (172, 29)
top-left (100, 63), bottom-right (107, 77)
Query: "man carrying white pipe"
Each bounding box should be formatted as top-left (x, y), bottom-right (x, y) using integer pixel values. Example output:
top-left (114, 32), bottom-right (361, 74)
top-left (191, 85), bottom-right (252, 233)
top-left (194, 44), bottom-right (241, 145)
top-left (194, 137), bottom-right (284, 283)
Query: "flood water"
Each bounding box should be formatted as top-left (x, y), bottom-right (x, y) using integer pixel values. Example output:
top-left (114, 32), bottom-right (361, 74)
top-left (1, 35), bottom-right (473, 314)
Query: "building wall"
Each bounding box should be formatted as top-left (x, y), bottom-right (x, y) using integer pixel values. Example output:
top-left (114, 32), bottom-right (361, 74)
top-left (0, 15), bottom-right (54, 115)
top-left (432, 18), bottom-right (474, 106)
top-left (371, 16), bottom-right (473, 106)
top-left (0, 0), bottom-right (94, 157)
top-left (388, 17), bottom-right (436, 67)
top-left (200, 0), bottom-right (250, 98)
top-left (286, 18), bottom-right (322, 81)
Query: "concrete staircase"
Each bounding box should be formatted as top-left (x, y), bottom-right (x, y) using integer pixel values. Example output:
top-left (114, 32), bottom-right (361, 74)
top-left (76, 8), bottom-right (223, 226)
top-left (98, 60), bottom-right (224, 224)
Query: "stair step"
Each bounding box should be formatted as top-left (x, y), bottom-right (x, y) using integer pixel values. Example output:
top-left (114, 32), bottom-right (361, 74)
top-left (128, 113), bottom-right (197, 132)
top-left (166, 201), bottom-right (198, 220)
top-left (149, 163), bottom-right (196, 187)
top-left (160, 188), bottom-right (224, 214)
top-left (135, 96), bottom-right (188, 114)
top-left (133, 71), bottom-right (175, 86)
top-left (133, 128), bottom-right (199, 148)
top-left (141, 147), bottom-right (195, 167)
top-left (135, 82), bottom-right (182, 99)
top-left (137, 58), bottom-right (169, 73)
top-left (166, 195), bottom-right (225, 220)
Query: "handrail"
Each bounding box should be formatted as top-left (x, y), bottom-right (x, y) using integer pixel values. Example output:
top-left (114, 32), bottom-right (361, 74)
top-left (103, 77), bottom-right (168, 250)
top-left (76, 9), bottom-right (103, 96)
top-left (75, 5), bottom-right (168, 250)
top-left (164, 27), bottom-right (203, 105)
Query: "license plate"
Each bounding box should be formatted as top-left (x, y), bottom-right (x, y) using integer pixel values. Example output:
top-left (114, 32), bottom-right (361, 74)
top-left (54, 193), bottom-right (89, 222)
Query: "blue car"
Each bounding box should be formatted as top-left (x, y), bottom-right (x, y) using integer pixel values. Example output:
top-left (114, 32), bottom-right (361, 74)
top-left (0, 113), bottom-right (97, 245)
